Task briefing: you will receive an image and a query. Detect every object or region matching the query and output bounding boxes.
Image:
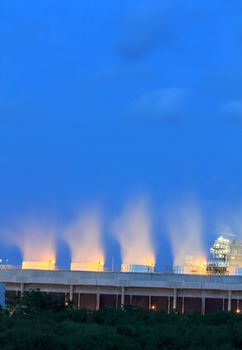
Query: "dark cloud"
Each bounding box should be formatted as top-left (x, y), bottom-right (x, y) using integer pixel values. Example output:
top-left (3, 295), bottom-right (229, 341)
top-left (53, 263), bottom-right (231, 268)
top-left (129, 88), bottom-right (188, 123)
top-left (116, 0), bottom-right (209, 61)
top-left (117, 19), bottom-right (175, 61)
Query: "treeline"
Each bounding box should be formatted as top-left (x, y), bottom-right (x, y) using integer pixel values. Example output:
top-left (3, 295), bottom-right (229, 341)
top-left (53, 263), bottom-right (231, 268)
top-left (0, 291), bottom-right (242, 349)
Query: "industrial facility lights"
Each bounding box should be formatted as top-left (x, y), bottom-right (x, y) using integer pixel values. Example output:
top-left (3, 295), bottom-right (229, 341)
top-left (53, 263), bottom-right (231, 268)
top-left (70, 261), bottom-right (105, 272)
top-left (22, 260), bottom-right (56, 270)
top-left (121, 264), bottom-right (155, 273)
top-left (210, 236), bottom-right (230, 260)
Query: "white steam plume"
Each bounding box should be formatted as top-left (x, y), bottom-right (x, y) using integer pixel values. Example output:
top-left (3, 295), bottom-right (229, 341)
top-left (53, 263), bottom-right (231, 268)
top-left (64, 210), bottom-right (104, 264)
top-left (166, 200), bottom-right (205, 266)
top-left (10, 221), bottom-right (56, 262)
top-left (112, 199), bottom-right (155, 266)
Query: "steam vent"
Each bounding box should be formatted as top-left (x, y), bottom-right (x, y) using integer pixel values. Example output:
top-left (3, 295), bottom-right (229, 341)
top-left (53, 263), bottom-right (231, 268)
top-left (70, 261), bottom-right (104, 272)
top-left (22, 260), bottom-right (56, 271)
top-left (121, 263), bottom-right (155, 273)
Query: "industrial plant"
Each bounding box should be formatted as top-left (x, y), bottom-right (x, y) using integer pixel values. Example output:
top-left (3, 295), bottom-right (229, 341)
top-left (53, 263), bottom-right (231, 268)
top-left (1, 234), bottom-right (242, 314)
top-left (174, 236), bottom-right (242, 276)
top-left (15, 235), bottom-right (242, 276)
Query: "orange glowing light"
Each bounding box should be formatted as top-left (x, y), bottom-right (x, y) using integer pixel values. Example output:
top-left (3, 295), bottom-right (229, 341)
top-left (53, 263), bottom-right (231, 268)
top-left (183, 256), bottom-right (207, 275)
top-left (236, 308), bottom-right (240, 314)
top-left (70, 261), bottom-right (104, 272)
top-left (151, 305), bottom-right (156, 310)
top-left (22, 260), bottom-right (56, 270)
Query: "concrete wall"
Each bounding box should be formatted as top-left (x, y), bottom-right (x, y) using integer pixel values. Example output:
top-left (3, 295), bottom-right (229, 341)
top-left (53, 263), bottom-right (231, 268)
top-left (1, 269), bottom-right (242, 313)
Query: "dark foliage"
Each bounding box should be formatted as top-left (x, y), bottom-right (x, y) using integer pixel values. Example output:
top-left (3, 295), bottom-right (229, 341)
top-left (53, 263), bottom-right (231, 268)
top-left (7, 290), bottom-right (66, 314)
top-left (0, 291), bottom-right (241, 349)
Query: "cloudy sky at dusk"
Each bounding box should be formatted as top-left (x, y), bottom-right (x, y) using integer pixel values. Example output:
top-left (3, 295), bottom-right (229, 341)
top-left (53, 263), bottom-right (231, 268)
top-left (0, 0), bottom-right (242, 270)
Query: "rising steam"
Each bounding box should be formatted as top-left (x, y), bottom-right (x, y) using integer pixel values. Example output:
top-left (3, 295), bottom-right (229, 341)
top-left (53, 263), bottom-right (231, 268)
top-left (64, 210), bottom-right (104, 264)
top-left (166, 200), bottom-right (205, 266)
top-left (112, 199), bottom-right (155, 266)
top-left (10, 221), bottom-right (56, 262)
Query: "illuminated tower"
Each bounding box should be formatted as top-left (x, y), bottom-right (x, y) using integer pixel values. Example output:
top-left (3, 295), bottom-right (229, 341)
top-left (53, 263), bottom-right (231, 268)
top-left (207, 236), bottom-right (230, 275)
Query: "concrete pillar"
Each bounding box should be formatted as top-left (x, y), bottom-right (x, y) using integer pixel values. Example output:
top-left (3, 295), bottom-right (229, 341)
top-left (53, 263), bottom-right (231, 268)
top-left (222, 298), bottom-right (225, 312)
top-left (96, 293), bottom-right (100, 311)
top-left (148, 295), bottom-right (151, 310)
top-left (202, 296), bottom-right (205, 315)
top-left (182, 297), bottom-right (185, 314)
top-left (173, 288), bottom-right (177, 310)
top-left (20, 283), bottom-right (24, 295)
top-left (168, 296), bottom-right (170, 313)
top-left (121, 287), bottom-right (125, 309)
top-left (78, 293), bottom-right (80, 309)
top-left (228, 291), bottom-right (232, 312)
top-left (69, 285), bottom-right (73, 302)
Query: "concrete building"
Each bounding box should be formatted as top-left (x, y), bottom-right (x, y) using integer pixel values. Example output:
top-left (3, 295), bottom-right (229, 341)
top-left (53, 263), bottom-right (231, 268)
top-left (1, 269), bottom-right (242, 314)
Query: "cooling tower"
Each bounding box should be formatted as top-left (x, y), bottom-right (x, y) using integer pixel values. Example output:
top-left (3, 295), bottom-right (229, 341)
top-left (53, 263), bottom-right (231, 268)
top-left (121, 263), bottom-right (155, 273)
top-left (70, 261), bottom-right (104, 272)
top-left (22, 260), bottom-right (56, 271)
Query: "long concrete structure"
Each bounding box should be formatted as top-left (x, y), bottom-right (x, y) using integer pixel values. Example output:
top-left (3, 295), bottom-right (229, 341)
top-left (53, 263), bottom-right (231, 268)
top-left (1, 269), bottom-right (242, 314)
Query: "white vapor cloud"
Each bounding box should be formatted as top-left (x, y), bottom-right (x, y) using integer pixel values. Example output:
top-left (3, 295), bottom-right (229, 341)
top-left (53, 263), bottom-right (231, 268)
top-left (64, 210), bottom-right (104, 264)
top-left (112, 199), bottom-right (155, 266)
top-left (166, 199), bottom-right (205, 266)
top-left (8, 221), bottom-right (56, 262)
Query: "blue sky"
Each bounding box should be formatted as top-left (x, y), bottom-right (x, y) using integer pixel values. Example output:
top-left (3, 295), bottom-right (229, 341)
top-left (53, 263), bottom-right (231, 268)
top-left (0, 0), bottom-right (242, 270)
